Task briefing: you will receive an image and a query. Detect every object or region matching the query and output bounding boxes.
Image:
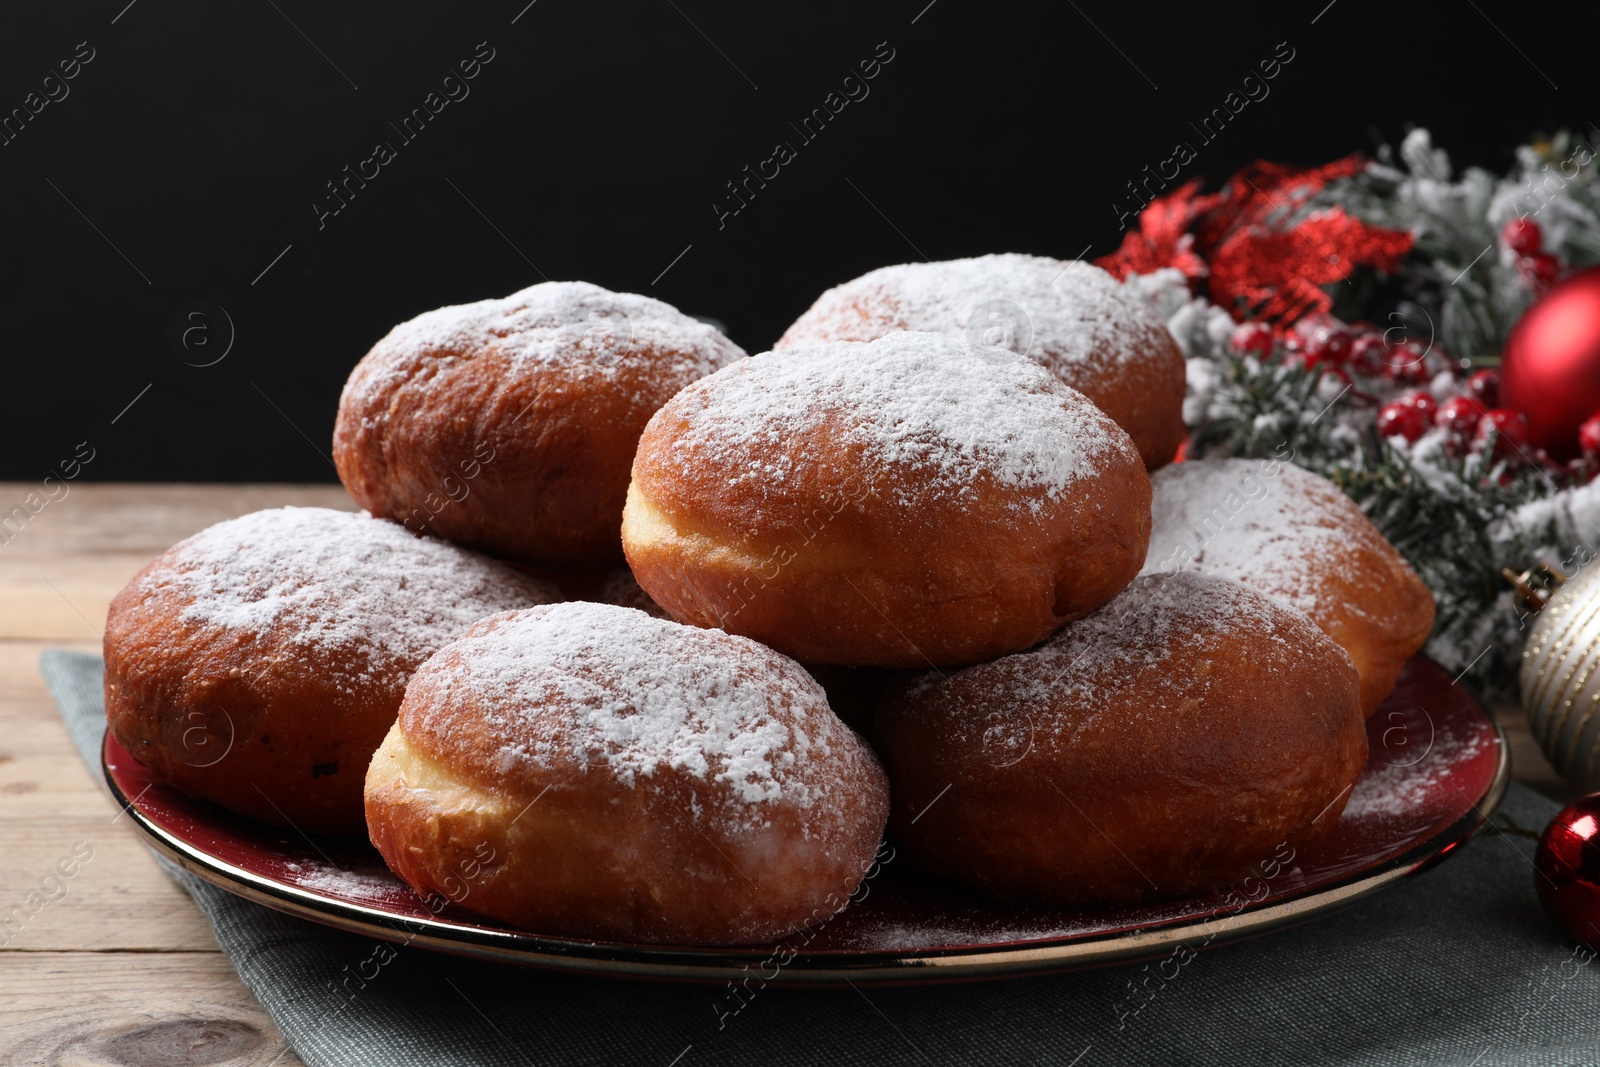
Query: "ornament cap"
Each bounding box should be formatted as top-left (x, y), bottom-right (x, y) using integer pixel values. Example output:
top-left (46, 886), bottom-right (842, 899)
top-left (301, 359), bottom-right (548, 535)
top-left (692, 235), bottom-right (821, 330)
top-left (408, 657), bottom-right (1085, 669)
top-left (1504, 563), bottom-right (1566, 613)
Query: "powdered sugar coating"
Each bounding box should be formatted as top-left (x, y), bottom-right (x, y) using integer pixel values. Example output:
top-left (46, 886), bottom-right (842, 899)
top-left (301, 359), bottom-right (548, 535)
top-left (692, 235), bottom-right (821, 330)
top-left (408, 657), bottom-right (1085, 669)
top-left (411, 602), bottom-right (875, 819)
top-left (282, 860), bottom-right (413, 905)
top-left (158, 507), bottom-right (559, 692)
top-left (656, 332), bottom-right (1130, 505)
top-left (904, 571), bottom-right (1316, 725)
top-left (1344, 726), bottom-right (1487, 822)
top-left (343, 280), bottom-right (745, 412)
top-left (777, 254), bottom-right (1174, 382)
top-left (1141, 458), bottom-right (1362, 620)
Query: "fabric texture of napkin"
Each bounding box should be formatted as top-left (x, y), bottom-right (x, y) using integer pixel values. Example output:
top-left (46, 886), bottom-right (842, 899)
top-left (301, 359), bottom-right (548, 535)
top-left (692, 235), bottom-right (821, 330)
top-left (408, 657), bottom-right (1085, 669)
top-left (42, 649), bottom-right (1600, 1066)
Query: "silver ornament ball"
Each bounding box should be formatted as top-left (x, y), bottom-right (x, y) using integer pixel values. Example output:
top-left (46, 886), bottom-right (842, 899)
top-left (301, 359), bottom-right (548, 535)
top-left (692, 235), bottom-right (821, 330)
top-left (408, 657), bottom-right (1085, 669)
top-left (1521, 561), bottom-right (1600, 792)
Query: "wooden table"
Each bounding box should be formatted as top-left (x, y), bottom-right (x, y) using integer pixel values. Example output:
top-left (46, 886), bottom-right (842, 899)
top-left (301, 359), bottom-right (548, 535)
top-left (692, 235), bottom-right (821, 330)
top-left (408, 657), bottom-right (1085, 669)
top-left (0, 484), bottom-right (1578, 1066)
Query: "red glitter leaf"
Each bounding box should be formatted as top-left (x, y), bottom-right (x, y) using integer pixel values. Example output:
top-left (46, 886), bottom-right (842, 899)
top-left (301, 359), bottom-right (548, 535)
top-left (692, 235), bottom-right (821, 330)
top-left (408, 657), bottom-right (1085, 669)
top-left (1096, 179), bottom-right (1216, 284)
top-left (1096, 153), bottom-right (1414, 329)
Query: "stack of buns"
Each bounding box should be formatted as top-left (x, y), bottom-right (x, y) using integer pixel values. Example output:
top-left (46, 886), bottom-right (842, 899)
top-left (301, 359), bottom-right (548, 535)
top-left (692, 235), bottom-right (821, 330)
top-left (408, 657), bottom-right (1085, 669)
top-left (104, 258), bottom-right (1435, 945)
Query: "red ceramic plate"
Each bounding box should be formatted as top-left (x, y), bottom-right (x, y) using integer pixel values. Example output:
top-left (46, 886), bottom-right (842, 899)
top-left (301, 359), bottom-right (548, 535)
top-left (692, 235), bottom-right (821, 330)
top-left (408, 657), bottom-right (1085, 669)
top-left (103, 656), bottom-right (1508, 985)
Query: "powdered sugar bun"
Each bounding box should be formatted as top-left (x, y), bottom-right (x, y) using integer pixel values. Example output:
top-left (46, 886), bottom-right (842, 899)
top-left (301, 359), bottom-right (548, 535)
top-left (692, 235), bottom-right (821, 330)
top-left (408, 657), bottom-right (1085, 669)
top-left (103, 507), bottom-right (560, 835)
top-left (334, 280), bottom-right (746, 568)
top-left (622, 331), bottom-right (1152, 666)
top-left (365, 602), bottom-right (889, 945)
top-left (776, 254), bottom-right (1186, 469)
top-left (1141, 457), bottom-right (1435, 715)
top-left (875, 571), bottom-right (1366, 906)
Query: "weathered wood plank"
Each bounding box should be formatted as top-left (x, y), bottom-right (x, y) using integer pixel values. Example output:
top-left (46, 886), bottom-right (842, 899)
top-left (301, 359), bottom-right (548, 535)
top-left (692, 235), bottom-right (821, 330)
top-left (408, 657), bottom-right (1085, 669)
top-left (0, 483), bottom-right (350, 560)
top-left (0, 636), bottom-right (224, 953)
top-left (0, 802), bottom-right (224, 954)
top-left (0, 558), bottom-right (149, 641)
top-left (0, 951), bottom-right (302, 1066)
top-left (0, 639), bottom-right (99, 727)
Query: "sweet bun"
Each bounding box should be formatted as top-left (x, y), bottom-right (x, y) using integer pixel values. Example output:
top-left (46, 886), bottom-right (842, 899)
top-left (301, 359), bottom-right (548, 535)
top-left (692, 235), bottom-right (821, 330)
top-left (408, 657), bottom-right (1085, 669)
top-left (875, 571), bottom-right (1366, 907)
top-left (622, 332), bottom-right (1152, 667)
top-left (334, 281), bottom-right (746, 568)
top-left (1141, 457), bottom-right (1435, 715)
top-left (776, 254), bottom-right (1186, 469)
top-left (103, 508), bottom-right (559, 835)
top-left (364, 602), bottom-right (889, 944)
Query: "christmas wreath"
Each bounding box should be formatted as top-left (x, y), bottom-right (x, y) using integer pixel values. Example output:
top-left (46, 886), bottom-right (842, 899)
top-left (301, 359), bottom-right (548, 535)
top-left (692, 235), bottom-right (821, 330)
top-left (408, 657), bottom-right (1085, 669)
top-left (1099, 127), bottom-right (1600, 695)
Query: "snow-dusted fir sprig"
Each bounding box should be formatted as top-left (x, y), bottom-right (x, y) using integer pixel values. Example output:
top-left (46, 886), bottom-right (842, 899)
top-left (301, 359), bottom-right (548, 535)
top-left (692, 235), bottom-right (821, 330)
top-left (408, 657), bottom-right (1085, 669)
top-left (1117, 249), bottom-right (1600, 695)
top-left (1322, 127), bottom-right (1600, 361)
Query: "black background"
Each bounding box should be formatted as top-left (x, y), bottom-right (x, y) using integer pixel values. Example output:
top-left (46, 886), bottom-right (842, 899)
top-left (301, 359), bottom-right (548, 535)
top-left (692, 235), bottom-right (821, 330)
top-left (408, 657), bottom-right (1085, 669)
top-left (0, 0), bottom-right (1584, 482)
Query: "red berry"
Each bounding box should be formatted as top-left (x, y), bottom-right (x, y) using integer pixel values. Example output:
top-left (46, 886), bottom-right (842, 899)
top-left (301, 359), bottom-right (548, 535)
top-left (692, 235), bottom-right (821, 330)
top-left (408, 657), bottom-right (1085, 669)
top-left (1520, 253), bottom-right (1561, 292)
top-left (1475, 407), bottom-right (1531, 461)
top-left (1464, 368), bottom-right (1500, 409)
top-left (1502, 217), bottom-right (1543, 256)
top-left (1579, 413), bottom-right (1600, 459)
top-left (1292, 313), bottom-right (1354, 367)
top-left (1228, 322), bottom-right (1275, 359)
top-left (1350, 334), bottom-right (1388, 377)
top-left (1324, 331), bottom-right (1353, 364)
top-left (1385, 340), bottom-right (1434, 385)
top-left (1376, 391), bottom-right (1437, 442)
top-left (1436, 395), bottom-right (1486, 455)
top-left (1437, 395), bottom-right (1485, 429)
top-left (1406, 390), bottom-right (1439, 422)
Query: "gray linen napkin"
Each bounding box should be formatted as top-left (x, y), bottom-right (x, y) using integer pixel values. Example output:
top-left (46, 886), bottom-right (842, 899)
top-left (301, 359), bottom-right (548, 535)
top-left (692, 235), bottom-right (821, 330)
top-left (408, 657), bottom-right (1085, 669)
top-left (42, 649), bottom-right (1600, 1066)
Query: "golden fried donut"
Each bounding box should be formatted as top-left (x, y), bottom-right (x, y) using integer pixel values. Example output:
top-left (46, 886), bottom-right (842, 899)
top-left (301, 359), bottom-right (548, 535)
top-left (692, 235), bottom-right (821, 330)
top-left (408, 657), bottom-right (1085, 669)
top-left (334, 281), bottom-right (746, 568)
top-left (875, 571), bottom-right (1366, 907)
top-left (776, 254), bottom-right (1186, 469)
top-left (364, 602), bottom-right (889, 944)
top-left (622, 331), bottom-right (1152, 667)
top-left (104, 507), bottom-right (559, 835)
top-left (1141, 457), bottom-right (1435, 715)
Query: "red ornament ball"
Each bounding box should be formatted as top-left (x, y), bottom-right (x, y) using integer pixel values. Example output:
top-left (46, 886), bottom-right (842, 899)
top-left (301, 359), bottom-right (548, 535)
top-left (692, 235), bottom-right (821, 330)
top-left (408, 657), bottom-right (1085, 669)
top-left (1475, 407), bottom-right (1531, 461)
top-left (1376, 392), bottom-right (1437, 442)
top-left (1502, 217), bottom-right (1544, 257)
top-left (1501, 265), bottom-right (1600, 460)
top-left (1537, 794), bottom-right (1600, 949)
